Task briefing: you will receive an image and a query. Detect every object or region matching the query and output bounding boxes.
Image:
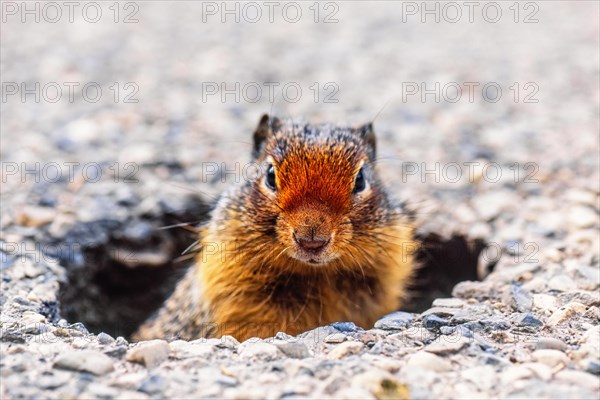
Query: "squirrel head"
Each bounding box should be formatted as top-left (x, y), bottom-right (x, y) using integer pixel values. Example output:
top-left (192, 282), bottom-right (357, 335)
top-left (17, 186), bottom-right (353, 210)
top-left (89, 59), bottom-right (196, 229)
top-left (246, 114), bottom-right (390, 266)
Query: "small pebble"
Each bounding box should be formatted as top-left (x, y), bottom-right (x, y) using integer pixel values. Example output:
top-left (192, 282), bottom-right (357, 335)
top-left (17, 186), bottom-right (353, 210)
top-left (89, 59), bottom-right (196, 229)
top-left (425, 337), bottom-right (470, 355)
top-left (480, 318), bottom-right (510, 331)
top-left (439, 326), bottom-right (456, 335)
top-left (421, 307), bottom-right (462, 318)
top-left (272, 340), bottom-right (310, 359)
top-left (138, 375), bottom-right (168, 394)
top-left (54, 350), bottom-right (114, 375)
top-left (324, 333), bottom-right (347, 343)
top-left (567, 206), bottom-right (598, 229)
top-left (535, 337), bottom-right (567, 351)
top-left (407, 351), bottom-right (452, 372)
top-left (515, 313), bottom-right (544, 328)
top-left (547, 302), bottom-right (587, 326)
top-left (532, 294), bottom-right (558, 312)
top-left (238, 341), bottom-right (280, 361)
top-left (422, 315), bottom-right (448, 331)
top-left (512, 284), bottom-right (533, 312)
top-left (351, 370), bottom-right (410, 399)
top-left (374, 311), bottom-right (414, 330)
top-left (15, 206), bottom-right (57, 227)
top-left (327, 341), bottom-right (364, 359)
top-left (431, 298), bottom-right (466, 308)
top-left (548, 275), bottom-right (578, 292)
top-left (331, 322), bottom-right (359, 332)
top-left (531, 349), bottom-right (570, 367)
top-left (97, 332), bottom-right (115, 345)
top-left (127, 340), bottom-right (171, 368)
top-left (555, 370), bottom-right (600, 390)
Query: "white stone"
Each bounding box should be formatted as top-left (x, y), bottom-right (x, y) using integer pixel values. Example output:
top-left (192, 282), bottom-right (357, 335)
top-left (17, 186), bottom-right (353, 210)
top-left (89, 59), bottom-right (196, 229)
top-left (170, 340), bottom-right (214, 358)
top-left (500, 366), bottom-right (533, 385)
top-left (567, 206), bottom-right (598, 229)
top-left (461, 366), bottom-right (495, 390)
top-left (520, 362), bottom-right (553, 381)
top-left (555, 370), bottom-right (600, 390)
top-left (532, 294), bottom-right (558, 311)
top-left (238, 341), bottom-right (281, 361)
top-left (54, 350), bottom-right (114, 375)
top-left (431, 298), bottom-right (466, 308)
top-left (126, 340), bottom-right (171, 368)
top-left (407, 351), bottom-right (452, 372)
top-left (531, 349), bottom-right (570, 367)
top-left (327, 341), bottom-right (364, 359)
top-left (324, 333), bottom-right (347, 343)
top-left (548, 275), bottom-right (578, 292)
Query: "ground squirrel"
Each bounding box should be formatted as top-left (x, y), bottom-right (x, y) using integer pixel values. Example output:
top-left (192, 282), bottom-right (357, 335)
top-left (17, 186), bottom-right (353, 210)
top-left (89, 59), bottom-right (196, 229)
top-left (133, 114), bottom-right (417, 342)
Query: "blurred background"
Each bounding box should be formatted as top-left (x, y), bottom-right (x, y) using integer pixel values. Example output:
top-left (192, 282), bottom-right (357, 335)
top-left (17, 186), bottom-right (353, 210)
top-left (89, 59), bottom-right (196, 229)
top-left (1, 1), bottom-right (599, 336)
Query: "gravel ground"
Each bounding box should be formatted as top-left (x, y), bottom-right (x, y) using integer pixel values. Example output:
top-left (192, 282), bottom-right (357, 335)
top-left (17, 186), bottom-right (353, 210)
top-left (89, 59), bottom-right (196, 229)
top-left (1, 1), bottom-right (599, 399)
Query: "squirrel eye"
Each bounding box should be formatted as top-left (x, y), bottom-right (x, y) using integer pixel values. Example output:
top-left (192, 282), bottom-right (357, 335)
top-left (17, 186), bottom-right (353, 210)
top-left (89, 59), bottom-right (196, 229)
top-left (353, 168), bottom-right (366, 193)
top-left (265, 164), bottom-right (277, 191)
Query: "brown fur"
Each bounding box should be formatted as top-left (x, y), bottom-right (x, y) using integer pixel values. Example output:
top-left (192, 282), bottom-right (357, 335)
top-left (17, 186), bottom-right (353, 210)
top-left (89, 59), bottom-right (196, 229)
top-left (133, 115), bottom-right (417, 342)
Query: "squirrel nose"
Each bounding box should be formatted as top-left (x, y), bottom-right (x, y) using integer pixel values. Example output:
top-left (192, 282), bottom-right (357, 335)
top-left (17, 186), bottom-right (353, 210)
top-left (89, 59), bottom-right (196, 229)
top-left (294, 233), bottom-right (330, 253)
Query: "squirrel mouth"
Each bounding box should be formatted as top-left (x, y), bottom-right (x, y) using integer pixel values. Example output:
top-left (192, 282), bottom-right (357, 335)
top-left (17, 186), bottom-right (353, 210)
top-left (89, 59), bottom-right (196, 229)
top-left (291, 245), bottom-right (336, 265)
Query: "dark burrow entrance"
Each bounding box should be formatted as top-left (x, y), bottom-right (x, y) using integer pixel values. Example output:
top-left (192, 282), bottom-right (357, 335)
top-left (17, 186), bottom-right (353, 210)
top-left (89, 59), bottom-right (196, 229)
top-left (56, 194), bottom-right (211, 340)
top-left (56, 202), bottom-right (493, 340)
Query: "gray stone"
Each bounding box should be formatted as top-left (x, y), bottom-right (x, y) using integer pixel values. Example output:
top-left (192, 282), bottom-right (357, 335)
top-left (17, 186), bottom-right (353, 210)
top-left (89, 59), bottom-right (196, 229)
top-left (139, 375), bottom-right (168, 394)
top-left (480, 318), bottom-right (511, 331)
top-left (272, 340), bottom-right (310, 359)
top-left (581, 359), bottom-right (600, 375)
top-left (115, 336), bottom-right (129, 346)
top-left (425, 337), bottom-right (470, 355)
top-left (439, 326), bottom-right (456, 335)
top-left (548, 275), bottom-right (578, 292)
top-left (422, 314), bottom-right (448, 331)
top-left (97, 332), bottom-right (115, 345)
top-left (514, 313), bottom-right (544, 328)
top-left (331, 322), bottom-right (360, 332)
top-left (35, 371), bottom-right (71, 389)
top-left (512, 284), bottom-right (533, 312)
top-left (374, 311), bottom-right (414, 330)
top-left (421, 307), bottom-right (462, 318)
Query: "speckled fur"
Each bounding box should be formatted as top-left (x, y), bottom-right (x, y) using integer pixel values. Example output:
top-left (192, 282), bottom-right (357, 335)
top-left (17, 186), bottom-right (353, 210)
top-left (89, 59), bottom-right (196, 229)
top-left (133, 115), bottom-right (417, 342)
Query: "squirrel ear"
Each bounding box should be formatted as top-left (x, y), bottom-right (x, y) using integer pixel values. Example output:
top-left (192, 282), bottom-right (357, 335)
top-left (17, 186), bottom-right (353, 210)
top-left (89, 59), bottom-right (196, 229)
top-left (356, 122), bottom-right (376, 159)
top-left (253, 114), bottom-right (281, 158)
